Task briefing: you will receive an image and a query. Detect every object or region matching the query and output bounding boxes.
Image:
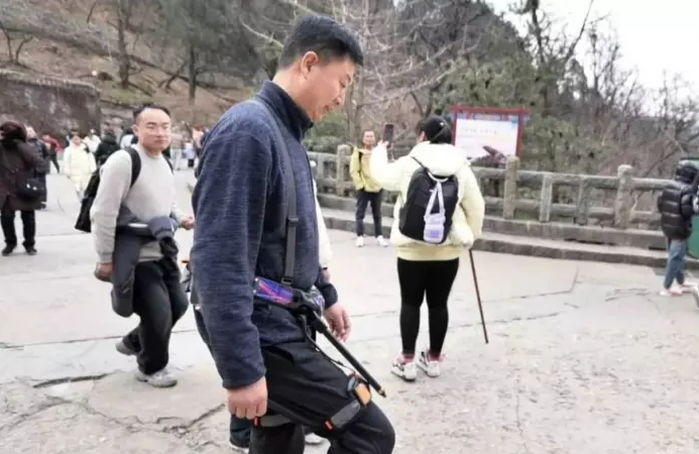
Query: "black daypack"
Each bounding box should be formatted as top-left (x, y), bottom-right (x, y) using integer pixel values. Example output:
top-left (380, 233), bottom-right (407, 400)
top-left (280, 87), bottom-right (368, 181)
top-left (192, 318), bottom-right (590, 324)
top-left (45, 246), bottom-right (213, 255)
top-left (74, 147), bottom-right (141, 233)
top-left (399, 157), bottom-right (459, 244)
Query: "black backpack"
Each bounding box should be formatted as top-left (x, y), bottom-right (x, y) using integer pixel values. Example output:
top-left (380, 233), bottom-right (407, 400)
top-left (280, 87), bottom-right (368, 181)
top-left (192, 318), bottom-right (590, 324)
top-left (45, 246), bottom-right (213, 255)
top-left (75, 147), bottom-right (141, 233)
top-left (399, 157), bottom-right (459, 244)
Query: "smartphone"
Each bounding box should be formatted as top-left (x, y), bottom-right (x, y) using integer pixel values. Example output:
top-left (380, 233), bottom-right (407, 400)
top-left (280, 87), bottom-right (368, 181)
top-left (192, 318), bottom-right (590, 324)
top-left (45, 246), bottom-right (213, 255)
top-left (382, 123), bottom-right (395, 145)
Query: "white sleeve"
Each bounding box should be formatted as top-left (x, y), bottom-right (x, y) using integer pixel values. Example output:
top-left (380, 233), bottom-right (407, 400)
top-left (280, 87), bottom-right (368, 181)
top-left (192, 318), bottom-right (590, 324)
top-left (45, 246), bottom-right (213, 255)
top-left (369, 144), bottom-right (404, 191)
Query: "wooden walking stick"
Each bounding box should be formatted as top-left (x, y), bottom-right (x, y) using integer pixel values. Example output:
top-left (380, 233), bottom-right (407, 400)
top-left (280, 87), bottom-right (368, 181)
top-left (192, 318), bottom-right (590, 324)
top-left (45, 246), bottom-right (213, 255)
top-left (468, 250), bottom-right (489, 344)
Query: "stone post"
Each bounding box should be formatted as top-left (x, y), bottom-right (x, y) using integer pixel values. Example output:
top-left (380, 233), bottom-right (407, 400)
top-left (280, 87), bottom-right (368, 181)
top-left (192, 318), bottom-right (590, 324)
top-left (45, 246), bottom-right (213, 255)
top-left (539, 173), bottom-right (553, 223)
top-left (503, 156), bottom-right (520, 219)
top-left (575, 178), bottom-right (592, 225)
top-left (336, 144), bottom-right (351, 195)
top-left (614, 165), bottom-right (634, 229)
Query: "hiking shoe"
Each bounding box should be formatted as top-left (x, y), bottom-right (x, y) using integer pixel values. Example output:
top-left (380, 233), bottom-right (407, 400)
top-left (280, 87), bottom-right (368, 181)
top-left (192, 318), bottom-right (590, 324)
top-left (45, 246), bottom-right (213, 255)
top-left (2, 245), bottom-right (15, 256)
top-left (24, 246), bottom-right (37, 256)
top-left (391, 355), bottom-right (417, 382)
top-left (355, 236), bottom-right (365, 248)
top-left (417, 350), bottom-right (443, 378)
top-left (115, 340), bottom-right (137, 356)
top-left (304, 433), bottom-right (324, 445)
top-left (135, 368), bottom-right (177, 388)
top-left (229, 439), bottom-right (249, 453)
top-left (377, 235), bottom-right (389, 247)
top-left (680, 282), bottom-right (699, 293)
top-left (659, 287), bottom-right (683, 297)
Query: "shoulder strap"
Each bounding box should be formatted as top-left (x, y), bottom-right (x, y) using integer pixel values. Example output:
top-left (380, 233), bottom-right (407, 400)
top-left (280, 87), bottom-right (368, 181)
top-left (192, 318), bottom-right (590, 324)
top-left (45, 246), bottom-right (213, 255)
top-left (411, 156), bottom-right (425, 169)
top-left (126, 147), bottom-right (141, 187)
top-left (249, 98), bottom-right (298, 286)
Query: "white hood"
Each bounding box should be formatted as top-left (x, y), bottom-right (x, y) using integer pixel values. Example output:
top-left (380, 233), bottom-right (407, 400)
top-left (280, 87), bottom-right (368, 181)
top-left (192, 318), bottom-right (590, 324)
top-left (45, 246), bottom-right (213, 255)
top-left (409, 142), bottom-right (468, 177)
top-left (369, 140), bottom-right (485, 250)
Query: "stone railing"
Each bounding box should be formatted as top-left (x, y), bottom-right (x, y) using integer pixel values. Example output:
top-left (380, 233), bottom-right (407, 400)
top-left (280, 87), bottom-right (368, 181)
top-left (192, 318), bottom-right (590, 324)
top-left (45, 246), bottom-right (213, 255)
top-left (308, 146), bottom-right (670, 231)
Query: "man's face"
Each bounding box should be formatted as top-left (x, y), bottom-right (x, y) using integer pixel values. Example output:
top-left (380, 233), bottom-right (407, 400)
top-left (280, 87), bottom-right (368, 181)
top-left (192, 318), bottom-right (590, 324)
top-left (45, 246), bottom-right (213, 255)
top-left (362, 131), bottom-right (376, 148)
top-left (300, 54), bottom-right (355, 122)
top-left (71, 135), bottom-right (82, 146)
top-left (133, 108), bottom-right (171, 152)
top-left (26, 127), bottom-right (36, 139)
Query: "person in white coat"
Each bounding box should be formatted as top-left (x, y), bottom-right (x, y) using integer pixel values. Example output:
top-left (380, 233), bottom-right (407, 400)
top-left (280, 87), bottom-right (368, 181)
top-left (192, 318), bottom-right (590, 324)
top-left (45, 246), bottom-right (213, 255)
top-left (62, 134), bottom-right (96, 200)
top-left (370, 115), bottom-right (485, 381)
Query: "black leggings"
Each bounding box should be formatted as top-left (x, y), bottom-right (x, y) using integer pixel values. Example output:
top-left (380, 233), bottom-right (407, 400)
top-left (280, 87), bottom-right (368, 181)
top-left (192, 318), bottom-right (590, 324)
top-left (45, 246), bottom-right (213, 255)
top-left (397, 258), bottom-right (459, 356)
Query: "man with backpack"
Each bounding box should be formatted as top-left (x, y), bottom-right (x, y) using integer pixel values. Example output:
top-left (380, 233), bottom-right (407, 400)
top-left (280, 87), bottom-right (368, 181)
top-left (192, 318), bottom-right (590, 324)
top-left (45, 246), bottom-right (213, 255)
top-left (371, 115), bottom-right (485, 381)
top-left (657, 160), bottom-right (699, 299)
top-left (191, 15), bottom-right (394, 454)
top-left (90, 104), bottom-right (194, 387)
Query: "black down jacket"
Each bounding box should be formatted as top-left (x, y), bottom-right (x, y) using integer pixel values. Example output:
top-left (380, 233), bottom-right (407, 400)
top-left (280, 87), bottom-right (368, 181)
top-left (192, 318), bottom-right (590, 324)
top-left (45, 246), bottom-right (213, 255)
top-left (658, 161), bottom-right (699, 240)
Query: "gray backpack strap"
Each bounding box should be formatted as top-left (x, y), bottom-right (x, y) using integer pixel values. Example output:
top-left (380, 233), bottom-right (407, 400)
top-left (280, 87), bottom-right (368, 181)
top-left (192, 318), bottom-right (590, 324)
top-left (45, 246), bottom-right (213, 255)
top-left (249, 98), bottom-right (297, 286)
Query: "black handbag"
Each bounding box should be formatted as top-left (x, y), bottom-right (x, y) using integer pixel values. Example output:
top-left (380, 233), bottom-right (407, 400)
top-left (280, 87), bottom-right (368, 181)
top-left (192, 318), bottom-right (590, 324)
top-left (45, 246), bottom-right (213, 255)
top-left (16, 174), bottom-right (46, 200)
top-left (1, 146), bottom-right (46, 201)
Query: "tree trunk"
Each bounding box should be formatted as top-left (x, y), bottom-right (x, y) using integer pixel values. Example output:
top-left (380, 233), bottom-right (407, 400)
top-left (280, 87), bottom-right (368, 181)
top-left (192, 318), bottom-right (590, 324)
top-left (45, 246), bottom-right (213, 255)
top-left (87, 0), bottom-right (101, 23)
top-left (116, 0), bottom-right (130, 89)
top-left (1, 26), bottom-right (14, 62)
top-left (188, 45), bottom-right (197, 103)
top-left (14, 36), bottom-right (33, 65)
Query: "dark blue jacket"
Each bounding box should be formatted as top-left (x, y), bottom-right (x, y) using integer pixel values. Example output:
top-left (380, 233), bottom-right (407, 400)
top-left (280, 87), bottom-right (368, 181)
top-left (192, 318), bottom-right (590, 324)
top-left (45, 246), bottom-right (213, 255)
top-left (191, 81), bottom-right (336, 389)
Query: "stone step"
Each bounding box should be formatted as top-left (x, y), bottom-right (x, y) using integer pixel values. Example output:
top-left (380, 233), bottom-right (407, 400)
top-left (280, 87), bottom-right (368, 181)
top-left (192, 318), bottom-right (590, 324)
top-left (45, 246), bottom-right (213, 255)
top-left (320, 208), bottom-right (699, 270)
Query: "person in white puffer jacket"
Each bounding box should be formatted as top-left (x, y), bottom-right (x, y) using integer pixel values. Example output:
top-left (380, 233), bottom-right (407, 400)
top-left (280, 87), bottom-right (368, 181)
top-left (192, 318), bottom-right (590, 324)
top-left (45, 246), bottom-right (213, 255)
top-left (370, 115), bottom-right (485, 382)
top-left (62, 133), bottom-right (96, 200)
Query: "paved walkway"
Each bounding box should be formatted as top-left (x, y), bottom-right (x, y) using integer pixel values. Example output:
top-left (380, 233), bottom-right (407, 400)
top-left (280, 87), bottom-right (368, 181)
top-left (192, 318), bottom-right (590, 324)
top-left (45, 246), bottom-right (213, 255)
top-left (2, 172), bottom-right (699, 453)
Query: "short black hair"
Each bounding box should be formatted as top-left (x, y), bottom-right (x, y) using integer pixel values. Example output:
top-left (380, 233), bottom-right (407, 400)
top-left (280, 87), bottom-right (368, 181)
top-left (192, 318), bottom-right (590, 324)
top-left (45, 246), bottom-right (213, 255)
top-left (418, 115), bottom-right (452, 144)
top-left (133, 103), bottom-right (171, 122)
top-left (278, 15), bottom-right (364, 69)
top-left (0, 121), bottom-right (27, 142)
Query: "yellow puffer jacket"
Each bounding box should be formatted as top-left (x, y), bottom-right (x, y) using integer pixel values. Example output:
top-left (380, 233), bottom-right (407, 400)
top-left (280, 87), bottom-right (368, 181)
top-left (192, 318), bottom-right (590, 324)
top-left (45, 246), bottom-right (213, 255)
top-left (370, 142), bottom-right (485, 261)
top-left (350, 148), bottom-right (382, 193)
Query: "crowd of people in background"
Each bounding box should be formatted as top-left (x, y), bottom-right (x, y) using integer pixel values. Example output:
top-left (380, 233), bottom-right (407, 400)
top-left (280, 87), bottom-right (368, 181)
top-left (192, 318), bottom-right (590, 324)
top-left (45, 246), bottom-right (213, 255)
top-left (0, 119), bottom-right (210, 257)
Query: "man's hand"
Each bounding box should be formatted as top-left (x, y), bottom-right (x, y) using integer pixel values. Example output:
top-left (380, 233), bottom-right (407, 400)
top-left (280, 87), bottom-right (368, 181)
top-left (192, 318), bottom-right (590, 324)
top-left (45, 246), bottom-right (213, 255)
top-left (324, 303), bottom-right (351, 341)
top-left (321, 268), bottom-right (331, 282)
top-left (226, 377), bottom-right (268, 420)
top-left (94, 262), bottom-right (113, 282)
top-left (375, 141), bottom-right (389, 151)
top-left (180, 215), bottom-right (195, 230)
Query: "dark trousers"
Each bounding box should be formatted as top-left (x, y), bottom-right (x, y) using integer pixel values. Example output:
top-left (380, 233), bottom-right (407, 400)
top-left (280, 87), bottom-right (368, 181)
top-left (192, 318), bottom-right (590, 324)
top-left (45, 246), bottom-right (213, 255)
top-left (355, 190), bottom-right (383, 237)
top-left (39, 173), bottom-right (47, 203)
top-left (193, 305), bottom-right (252, 446)
top-left (49, 155), bottom-right (60, 173)
top-left (1, 206), bottom-right (36, 248)
top-left (397, 258), bottom-right (460, 356)
top-left (122, 260), bottom-right (189, 374)
top-left (251, 340), bottom-right (395, 454)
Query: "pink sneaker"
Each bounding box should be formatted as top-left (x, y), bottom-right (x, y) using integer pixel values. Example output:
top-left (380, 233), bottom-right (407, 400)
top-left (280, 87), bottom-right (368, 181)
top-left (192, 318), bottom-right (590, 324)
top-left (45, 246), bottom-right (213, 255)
top-left (659, 287), bottom-right (683, 297)
top-left (417, 350), bottom-right (444, 378)
top-left (391, 354), bottom-right (416, 382)
top-left (680, 282), bottom-right (698, 294)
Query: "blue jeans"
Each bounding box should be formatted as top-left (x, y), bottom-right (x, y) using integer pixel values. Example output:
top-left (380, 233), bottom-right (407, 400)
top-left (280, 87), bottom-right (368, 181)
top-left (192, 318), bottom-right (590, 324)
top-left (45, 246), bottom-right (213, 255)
top-left (664, 240), bottom-right (688, 289)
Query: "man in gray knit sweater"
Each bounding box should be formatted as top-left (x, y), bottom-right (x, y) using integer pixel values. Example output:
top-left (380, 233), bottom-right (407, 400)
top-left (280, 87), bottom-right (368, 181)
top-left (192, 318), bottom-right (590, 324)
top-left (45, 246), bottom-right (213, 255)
top-left (91, 104), bottom-right (194, 388)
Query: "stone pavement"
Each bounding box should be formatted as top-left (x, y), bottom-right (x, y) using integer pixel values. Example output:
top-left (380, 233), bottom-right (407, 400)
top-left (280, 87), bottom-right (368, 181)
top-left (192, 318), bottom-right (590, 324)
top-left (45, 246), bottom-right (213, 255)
top-left (2, 172), bottom-right (699, 453)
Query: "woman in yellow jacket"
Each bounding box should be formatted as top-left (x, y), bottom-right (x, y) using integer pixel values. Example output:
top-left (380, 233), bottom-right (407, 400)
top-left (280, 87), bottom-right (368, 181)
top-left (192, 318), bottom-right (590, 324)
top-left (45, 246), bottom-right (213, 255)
top-left (350, 130), bottom-right (388, 248)
top-left (370, 116), bottom-right (485, 381)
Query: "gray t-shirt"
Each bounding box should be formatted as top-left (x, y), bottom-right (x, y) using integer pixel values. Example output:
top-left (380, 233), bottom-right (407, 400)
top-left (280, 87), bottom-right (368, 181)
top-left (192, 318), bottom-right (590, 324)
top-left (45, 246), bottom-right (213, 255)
top-left (90, 145), bottom-right (183, 263)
